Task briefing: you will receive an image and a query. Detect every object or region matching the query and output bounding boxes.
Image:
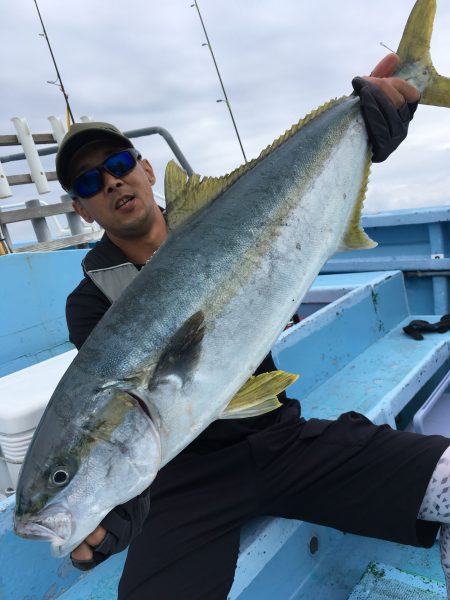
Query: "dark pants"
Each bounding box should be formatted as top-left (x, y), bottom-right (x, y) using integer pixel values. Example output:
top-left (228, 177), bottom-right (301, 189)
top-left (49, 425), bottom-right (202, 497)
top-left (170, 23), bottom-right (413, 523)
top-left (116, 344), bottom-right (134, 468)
top-left (118, 412), bottom-right (450, 599)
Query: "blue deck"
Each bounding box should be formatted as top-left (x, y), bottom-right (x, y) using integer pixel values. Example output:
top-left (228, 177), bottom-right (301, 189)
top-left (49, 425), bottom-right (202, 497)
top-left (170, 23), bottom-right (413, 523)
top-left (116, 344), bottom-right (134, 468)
top-left (2, 206), bottom-right (450, 598)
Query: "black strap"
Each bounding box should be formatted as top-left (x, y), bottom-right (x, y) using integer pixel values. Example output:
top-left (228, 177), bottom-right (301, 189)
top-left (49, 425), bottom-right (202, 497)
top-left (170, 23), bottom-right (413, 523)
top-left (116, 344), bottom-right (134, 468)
top-left (403, 315), bottom-right (450, 340)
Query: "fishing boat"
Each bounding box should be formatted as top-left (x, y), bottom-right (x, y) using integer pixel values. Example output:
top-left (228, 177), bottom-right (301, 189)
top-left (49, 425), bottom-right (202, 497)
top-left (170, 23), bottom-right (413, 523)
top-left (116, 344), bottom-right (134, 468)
top-left (1, 116), bottom-right (450, 599)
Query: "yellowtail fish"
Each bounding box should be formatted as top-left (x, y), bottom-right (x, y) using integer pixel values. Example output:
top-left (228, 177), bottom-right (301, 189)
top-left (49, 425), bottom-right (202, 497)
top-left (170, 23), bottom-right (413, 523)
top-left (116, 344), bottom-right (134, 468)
top-left (14, 0), bottom-right (450, 557)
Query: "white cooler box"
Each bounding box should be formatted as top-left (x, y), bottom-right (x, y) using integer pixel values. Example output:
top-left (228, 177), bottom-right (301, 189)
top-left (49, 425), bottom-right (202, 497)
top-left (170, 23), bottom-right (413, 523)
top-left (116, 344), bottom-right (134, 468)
top-left (0, 350), bottom-right (77, 495)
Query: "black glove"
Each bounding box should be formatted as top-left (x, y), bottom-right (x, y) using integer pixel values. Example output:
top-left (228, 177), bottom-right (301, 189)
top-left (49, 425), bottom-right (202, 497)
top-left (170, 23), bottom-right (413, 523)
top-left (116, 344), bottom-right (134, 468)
top-left (352, 76), bottom-right (419, 163)
top-left (71, 486), bottom-right (151, 571)
top-left (403, 315), bottom-right (450, 340)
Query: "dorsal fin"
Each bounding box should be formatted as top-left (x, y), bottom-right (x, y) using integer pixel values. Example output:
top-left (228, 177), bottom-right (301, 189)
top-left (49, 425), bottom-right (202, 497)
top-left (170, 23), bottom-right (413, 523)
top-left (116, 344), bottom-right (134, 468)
top-left (164, 97), bottom-right (345, 232)
top-left (164, 161), bottom-right (238, 232)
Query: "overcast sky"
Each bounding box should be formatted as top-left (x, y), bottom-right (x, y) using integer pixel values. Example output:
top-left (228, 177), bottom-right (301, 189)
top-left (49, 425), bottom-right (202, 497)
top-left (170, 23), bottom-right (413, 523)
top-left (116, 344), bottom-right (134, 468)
top-left (1, 0), bottom-right (450, 242)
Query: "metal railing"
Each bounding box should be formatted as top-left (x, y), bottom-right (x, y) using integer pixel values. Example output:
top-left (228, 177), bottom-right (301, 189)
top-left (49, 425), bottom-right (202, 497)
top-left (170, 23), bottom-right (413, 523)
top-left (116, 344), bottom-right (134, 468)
top-left (1, 125), bottom-right (194, 176)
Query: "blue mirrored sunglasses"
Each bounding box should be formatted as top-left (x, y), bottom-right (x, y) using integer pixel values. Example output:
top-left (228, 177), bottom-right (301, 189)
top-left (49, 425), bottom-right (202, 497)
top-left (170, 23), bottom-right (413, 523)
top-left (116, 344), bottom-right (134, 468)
top-left (68, 148), bottom-right (142, 199)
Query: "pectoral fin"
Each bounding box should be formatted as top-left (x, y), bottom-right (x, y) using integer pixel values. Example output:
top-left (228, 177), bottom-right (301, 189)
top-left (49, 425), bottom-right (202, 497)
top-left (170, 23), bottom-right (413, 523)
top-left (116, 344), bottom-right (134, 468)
top-left (148, 311), bottom-right (205, 390)
top-left (220, 370), bottom-right (299, 419)
top-left (100, 311), bottom-right (205, 428)
top-left (105, 312), bottom-right (206, 421)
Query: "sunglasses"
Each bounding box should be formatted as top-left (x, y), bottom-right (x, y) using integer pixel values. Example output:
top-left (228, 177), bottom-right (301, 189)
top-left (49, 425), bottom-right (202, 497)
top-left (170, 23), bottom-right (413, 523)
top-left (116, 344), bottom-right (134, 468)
top-left (68, 148), bottom-right (142, 199)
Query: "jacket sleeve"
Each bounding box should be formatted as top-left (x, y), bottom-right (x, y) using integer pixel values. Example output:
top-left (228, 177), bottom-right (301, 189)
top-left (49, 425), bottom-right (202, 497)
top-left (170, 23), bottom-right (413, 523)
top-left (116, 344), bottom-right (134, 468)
top-left (66, 278), bottom-right (111, 349)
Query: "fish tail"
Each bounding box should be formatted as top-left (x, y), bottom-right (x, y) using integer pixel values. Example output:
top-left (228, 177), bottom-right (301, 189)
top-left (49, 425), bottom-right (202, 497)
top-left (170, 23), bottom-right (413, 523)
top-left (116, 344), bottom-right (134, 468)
top-left (396, 0), bottom-right (450, 108)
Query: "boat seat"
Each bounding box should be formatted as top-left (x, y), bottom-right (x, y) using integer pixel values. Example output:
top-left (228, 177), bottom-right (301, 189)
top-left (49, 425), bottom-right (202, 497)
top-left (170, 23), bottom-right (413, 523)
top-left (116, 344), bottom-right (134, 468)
top-left (300, 316), bottom-right (450, 427)
top-left (273, 271), bottom-right (450, 429)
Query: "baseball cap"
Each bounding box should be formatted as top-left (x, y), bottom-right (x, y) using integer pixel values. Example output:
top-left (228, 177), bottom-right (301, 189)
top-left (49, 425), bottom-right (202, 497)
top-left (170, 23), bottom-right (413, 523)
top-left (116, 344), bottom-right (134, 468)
top-left (56, 121), bottom-right (134, 191)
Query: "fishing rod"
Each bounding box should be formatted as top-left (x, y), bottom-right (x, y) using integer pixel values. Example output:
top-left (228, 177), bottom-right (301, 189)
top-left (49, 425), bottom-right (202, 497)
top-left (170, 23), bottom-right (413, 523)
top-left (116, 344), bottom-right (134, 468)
top-left (190, 1), bottom-right (248, 163)
top-left (33, 0), bottom-right (75, 128)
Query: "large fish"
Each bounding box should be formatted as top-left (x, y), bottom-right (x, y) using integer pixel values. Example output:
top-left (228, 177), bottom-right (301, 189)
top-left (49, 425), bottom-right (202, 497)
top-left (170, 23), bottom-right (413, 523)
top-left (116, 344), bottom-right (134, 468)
top-left (14, 0), bottom-right (450, 557)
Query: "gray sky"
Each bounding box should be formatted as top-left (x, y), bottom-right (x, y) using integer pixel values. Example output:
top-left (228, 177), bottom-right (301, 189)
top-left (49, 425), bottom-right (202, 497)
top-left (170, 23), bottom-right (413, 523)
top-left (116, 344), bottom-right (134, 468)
top-left (1, 0), bottom-right (450, 242)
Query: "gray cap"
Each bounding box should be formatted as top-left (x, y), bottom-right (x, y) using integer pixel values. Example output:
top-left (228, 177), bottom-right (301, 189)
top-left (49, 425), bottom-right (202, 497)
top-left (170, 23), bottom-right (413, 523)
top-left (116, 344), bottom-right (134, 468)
top-left (56, 121), bottom-right (134, 191)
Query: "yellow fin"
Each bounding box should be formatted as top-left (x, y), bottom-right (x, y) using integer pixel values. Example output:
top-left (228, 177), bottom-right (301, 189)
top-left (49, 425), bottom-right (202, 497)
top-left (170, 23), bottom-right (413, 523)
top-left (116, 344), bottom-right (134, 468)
top-left (397, 0), bottom-right (436, 64)
top-left (339, 154), bottom-right (377, 251)
top-left (164, 97), bottom-right (345, 232)
top-left (164, 159), bottom-right (262, 231)
top-left (396, 0), bottom-right (450, 109)
top-left (164, 161), bottom-right (228, 231)
top-left (220, 370), bottom-right (299, 419)
top-left (164, 160), bottom-right (189, 209)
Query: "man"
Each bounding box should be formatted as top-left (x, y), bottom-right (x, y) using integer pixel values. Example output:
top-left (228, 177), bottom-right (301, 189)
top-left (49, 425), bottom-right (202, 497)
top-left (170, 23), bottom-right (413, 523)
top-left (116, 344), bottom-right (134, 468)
top-left (57, 55), bottom-right (450, 599)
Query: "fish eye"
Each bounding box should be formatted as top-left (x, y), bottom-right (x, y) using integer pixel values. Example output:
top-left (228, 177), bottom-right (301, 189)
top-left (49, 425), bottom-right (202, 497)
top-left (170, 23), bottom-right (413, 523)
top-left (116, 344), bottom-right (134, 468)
top-left (50, 467), bottom-right (70, 487)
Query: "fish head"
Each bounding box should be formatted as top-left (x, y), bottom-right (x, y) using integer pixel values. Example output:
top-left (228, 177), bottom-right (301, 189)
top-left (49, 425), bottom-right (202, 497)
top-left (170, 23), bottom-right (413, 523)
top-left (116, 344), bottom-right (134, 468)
top-left (14, 384), bottom-right (161, 556)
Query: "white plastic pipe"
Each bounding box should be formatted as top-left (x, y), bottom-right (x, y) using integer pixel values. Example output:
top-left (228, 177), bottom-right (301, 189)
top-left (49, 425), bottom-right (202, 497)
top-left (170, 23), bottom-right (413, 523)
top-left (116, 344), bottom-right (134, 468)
top-left (48, 116), bottom-right (66, 145)
top-left (0, 161), bottom-right (11, 199)
top-left (11, 117), bottom-right (50, 194)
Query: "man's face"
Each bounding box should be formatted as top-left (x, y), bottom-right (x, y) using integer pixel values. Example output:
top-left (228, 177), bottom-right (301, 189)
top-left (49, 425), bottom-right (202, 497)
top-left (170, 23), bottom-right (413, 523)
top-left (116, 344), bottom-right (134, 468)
top-left (69, 142), bottom-right (158, 240)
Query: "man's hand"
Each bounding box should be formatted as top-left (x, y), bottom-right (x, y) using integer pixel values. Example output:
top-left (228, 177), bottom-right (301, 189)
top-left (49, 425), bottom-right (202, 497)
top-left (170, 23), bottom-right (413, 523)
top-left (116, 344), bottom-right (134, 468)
top-left (69, 487), bottom-right (151, 571)
top-left (352, 53), bottom-right (421, 162)
top-left (363, 53), bottom-right (420, 107)
top-left (70, 525), bottom-right (109, 571)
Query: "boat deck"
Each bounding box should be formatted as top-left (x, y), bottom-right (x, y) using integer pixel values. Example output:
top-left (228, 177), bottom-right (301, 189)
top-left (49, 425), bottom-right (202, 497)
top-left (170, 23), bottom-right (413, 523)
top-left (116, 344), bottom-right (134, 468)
top-left (1, 264), bottom-right (450, 598)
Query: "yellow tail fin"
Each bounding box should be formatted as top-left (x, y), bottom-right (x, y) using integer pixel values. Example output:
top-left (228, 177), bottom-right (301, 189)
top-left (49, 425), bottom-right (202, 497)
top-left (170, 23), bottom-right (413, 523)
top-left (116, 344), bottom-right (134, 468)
top-left (396, 0), bottom-right (450, 108)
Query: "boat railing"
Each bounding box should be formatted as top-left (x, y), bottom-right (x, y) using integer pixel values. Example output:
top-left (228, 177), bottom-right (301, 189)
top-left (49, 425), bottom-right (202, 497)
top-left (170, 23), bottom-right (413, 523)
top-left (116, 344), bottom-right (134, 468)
top-left (0, 117), bottom-right (191, 253)
top-left (0, 196), bottom-right (104, 253)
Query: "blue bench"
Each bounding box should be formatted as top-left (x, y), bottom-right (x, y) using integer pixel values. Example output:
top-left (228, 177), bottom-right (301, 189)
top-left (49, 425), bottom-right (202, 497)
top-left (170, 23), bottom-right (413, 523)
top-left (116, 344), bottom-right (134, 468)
top-left (275, 270), bottom-right (450, 427)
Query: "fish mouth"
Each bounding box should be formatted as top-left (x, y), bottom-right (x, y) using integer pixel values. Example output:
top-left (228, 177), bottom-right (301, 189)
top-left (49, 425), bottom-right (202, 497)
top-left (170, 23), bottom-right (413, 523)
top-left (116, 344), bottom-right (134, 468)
top-left (14, 505), bottom-right (72, 543)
